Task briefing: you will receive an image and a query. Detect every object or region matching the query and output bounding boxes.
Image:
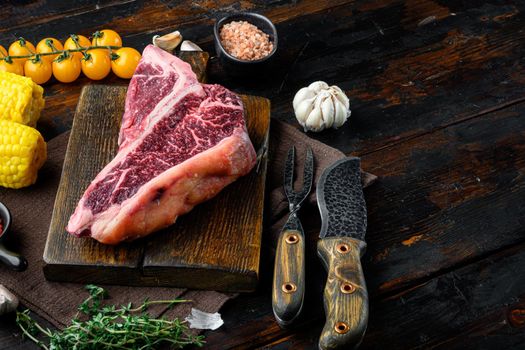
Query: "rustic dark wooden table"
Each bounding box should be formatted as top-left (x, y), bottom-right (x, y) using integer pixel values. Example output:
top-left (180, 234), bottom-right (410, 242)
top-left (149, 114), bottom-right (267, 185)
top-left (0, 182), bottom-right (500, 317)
top-left (1, 1), bottom-right (525, 349)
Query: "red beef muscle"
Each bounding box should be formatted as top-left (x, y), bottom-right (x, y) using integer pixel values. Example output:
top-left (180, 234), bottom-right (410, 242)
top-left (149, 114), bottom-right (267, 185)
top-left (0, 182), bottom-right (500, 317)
top-left (67, 45), bottom-right (256, 244)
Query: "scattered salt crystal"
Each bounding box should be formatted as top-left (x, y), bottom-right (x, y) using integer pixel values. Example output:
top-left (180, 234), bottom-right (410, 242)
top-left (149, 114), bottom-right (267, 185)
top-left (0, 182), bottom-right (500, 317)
top-left (185, 308), bottom-right (224, 330)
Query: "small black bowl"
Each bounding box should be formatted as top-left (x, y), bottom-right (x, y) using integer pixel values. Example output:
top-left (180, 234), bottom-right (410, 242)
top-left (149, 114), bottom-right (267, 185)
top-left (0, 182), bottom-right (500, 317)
top-left (0, 202), bottom-right (27, 271)
top-left (214, 12), bottom-right (278, 77)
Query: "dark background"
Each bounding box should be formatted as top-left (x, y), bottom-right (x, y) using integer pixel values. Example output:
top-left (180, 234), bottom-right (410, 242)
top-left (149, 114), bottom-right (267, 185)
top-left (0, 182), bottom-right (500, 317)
top-left (1, 1), bottom-right (525, 349)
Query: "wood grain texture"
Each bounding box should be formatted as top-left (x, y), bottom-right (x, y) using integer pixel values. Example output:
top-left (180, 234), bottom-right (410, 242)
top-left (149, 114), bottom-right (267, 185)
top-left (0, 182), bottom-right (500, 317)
top-left (2, 1), bottom-right (525, 349)
top-left (43, 85), bottom-right (144, 272)
top-left (204, 98), bottom-right (525, 349)
top-left (317, 237), bottom-right (368, 350)
top-left (8, 0), bottom-right (351, 141)
top-left (272, 229), bottom-right (305, 327)
top-left (141, 94), bottom-right (270, 291)
top-left (178, 51), bottom-right (210, 83)
top-left (231, 242), bottom-right (525, 350)
top-left (361, 102), bottom-right (525, 295)
top-left (43, 52), bottom-right (270, 292)
top-left (8, 0), bottom-right (521, 157)
top-left (0, 0), bottom-right (353, 41)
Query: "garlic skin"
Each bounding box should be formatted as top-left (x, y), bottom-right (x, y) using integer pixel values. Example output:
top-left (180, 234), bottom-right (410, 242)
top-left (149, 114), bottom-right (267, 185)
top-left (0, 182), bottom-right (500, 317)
top-left (152, 31), bottom-right (183, 53)
top-left (0, 285), bottom-right (18, 315)
top-left (180, 40), bottom-right (203, 52)
top-left (293, 81), bottom-right (351, 132)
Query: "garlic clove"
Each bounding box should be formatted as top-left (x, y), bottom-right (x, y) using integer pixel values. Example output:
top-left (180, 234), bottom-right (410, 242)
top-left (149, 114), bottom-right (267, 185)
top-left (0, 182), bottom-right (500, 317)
top-left (0, 285), bottom-right (18, 315)
top-left (305, 108), bottom-right (325, 132)
top-left (152, 31), bottom-right (183, 53)
top-left (308, 81), bottom-right (329, 93)
top-left (293, 87), bottom-right (315, 111)
top-left (180, 40), bottom-right (203, 52)
top-left (305, 101), bottom-right (325, 132)
top-left (321, 95), bottom-right (335, 129)
top-left (295, 97), bottom-right (316, 126)
top-left (331, 86), bottom-right (350, 110)
top-left (333, 97), bottom-right (348, 128)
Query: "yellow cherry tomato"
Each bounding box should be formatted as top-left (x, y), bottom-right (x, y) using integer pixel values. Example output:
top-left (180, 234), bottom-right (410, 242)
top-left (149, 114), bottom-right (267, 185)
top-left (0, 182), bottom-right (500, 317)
top-left (64, 34), bottom-right (91, 59)
top-left (0, 59), bottom-right (24, 75)
top-left (52, 54), bottom-right (81, 83)
top-left (81, 49), bottom-right (111, 80)
top-left (36, 37), bottom-right (63, 63)
top-left (24, 58), bottom-right (52, 84)
top-left (92, 29), bottom-right (122, 47)
top-left (8, 38), bottom-right (36, 64)
top-left (111, 47), bottom-right (141, 79)
top-left (0, 45), bottom-right (7, 58)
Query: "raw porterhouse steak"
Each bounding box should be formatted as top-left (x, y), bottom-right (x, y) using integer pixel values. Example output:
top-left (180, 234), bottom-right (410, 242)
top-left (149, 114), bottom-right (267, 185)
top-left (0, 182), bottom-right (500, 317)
top-left (67, 45), bottom-right (256, 244)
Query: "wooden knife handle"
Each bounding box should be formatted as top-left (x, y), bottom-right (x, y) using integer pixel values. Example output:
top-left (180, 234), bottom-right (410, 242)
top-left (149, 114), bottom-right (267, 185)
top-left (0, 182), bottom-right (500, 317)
top-left (317, 237), bottom-right (368, 350)
top-left (272, 228), bottom-right (305, 327)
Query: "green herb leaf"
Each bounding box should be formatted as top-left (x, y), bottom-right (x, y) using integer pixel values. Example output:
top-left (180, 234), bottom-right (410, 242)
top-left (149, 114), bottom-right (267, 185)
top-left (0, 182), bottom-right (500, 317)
top-left (16, 285), bottom-right (204, 350)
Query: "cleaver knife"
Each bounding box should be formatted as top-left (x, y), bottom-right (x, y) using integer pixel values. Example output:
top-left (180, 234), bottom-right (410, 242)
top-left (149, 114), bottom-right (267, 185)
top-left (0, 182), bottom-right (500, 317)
top-left (316, 157), bottom-right (368, 350)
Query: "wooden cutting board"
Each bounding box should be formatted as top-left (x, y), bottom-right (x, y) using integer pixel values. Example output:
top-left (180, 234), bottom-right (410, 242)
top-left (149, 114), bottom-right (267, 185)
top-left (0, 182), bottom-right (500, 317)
top-left (43, 52), bottom-right (270, 292)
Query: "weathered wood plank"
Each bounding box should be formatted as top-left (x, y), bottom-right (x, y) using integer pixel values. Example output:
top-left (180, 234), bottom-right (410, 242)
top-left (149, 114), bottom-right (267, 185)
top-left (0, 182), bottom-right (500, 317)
top-left (241, 242), bottom-right (525, 349)
top-left (2, 1), bottom-right (525, 349)
top-left (0, 1), bottom-right (134, 33)
top-left (43, 85), bottom-right (144, 273)
top-left (0, 311), bottom-right (53, 350)
top-left (43, 51), bottom-right (270, 291)
top-left (362, 245), bottom-right (525, 349)
top-left (142, 94), bottom-right (270, 291)
top-left (260, 2), bottom-right (525, 155)
top-left (361, 102), bottom-right (525, 294)
top-left (0, 0), bottom-right (352, 140)
top-left (202, 99), bottom-right (525, 348)
top-left (11, 0), bottom-right (525, 160)
top-left (0, 314), bottom-right (24, 349)
top-left (0, 0), bottom-right (352, 44)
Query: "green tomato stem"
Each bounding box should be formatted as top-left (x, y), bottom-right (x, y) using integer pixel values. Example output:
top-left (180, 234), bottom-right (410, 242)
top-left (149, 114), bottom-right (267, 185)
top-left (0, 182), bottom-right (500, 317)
top-left (0, 45), bottom-right (121, 61)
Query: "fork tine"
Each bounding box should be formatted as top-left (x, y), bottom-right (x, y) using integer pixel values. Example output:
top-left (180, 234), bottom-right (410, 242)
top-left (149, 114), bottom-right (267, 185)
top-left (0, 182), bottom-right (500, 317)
top-left (295, 147), bottom-right (314, 202)
top-left (283, 146), bottom-right (296, 202)
top-left (304, 147), bottom-right (314, 189)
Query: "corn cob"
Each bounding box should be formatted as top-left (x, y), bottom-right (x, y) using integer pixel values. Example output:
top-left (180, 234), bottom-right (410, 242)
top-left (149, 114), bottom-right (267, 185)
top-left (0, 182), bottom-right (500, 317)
top-left (0, 119), bottom-right (47, 189)
top-left (0, 71), bottom-right (45, 128)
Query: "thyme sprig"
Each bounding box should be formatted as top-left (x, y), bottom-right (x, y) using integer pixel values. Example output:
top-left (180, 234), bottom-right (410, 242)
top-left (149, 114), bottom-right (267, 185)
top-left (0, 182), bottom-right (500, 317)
top-left (16, 285), bottom-right (204, 350)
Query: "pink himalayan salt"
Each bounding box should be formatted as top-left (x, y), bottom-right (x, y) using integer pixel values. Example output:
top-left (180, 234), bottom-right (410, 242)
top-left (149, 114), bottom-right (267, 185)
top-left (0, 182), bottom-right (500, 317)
top-left (219, 20), bottom-right (274, 61)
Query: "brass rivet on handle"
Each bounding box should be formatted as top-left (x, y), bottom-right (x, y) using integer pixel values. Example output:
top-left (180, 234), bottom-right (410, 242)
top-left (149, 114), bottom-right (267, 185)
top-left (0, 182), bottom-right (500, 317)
top-left (334, 321), bottom-right (349, 334)
top-left (341, 282), bottom-right (355, 294)
top-left (285, 234), bottom-right (299, 244)
top-left (282, 282), bottom-right (297, 294)
top-left (336, 243), bottom-right (350, 254)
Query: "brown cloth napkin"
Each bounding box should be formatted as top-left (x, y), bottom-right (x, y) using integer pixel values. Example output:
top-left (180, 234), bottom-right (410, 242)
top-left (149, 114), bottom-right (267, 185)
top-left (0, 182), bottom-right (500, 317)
top-left (0, 119), bottom-right (375, 329)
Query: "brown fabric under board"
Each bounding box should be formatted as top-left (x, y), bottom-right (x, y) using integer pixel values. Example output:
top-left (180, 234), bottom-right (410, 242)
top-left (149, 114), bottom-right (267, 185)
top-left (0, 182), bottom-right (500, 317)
top-left (0, 119), bottom-right (375, 328)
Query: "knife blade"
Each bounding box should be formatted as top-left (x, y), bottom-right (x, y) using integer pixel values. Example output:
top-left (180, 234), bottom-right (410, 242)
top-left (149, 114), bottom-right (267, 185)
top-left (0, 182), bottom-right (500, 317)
top-left (316, 157), bottom-right (368, 350)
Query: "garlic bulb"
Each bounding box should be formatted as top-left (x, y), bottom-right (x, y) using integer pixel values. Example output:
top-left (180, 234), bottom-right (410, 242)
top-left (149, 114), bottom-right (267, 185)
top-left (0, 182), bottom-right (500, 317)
top-left (152, 31), bottom-right (182, 53)
top-left (293, 81), bottom-right (351, 132)
top-left (0, 285), bottom-right (18, 315)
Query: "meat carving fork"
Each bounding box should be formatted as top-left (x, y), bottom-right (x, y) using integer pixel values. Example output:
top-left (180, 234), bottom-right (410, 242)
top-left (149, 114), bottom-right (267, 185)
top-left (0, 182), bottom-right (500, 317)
top-left (272, 146), bottom-right (314, 327)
